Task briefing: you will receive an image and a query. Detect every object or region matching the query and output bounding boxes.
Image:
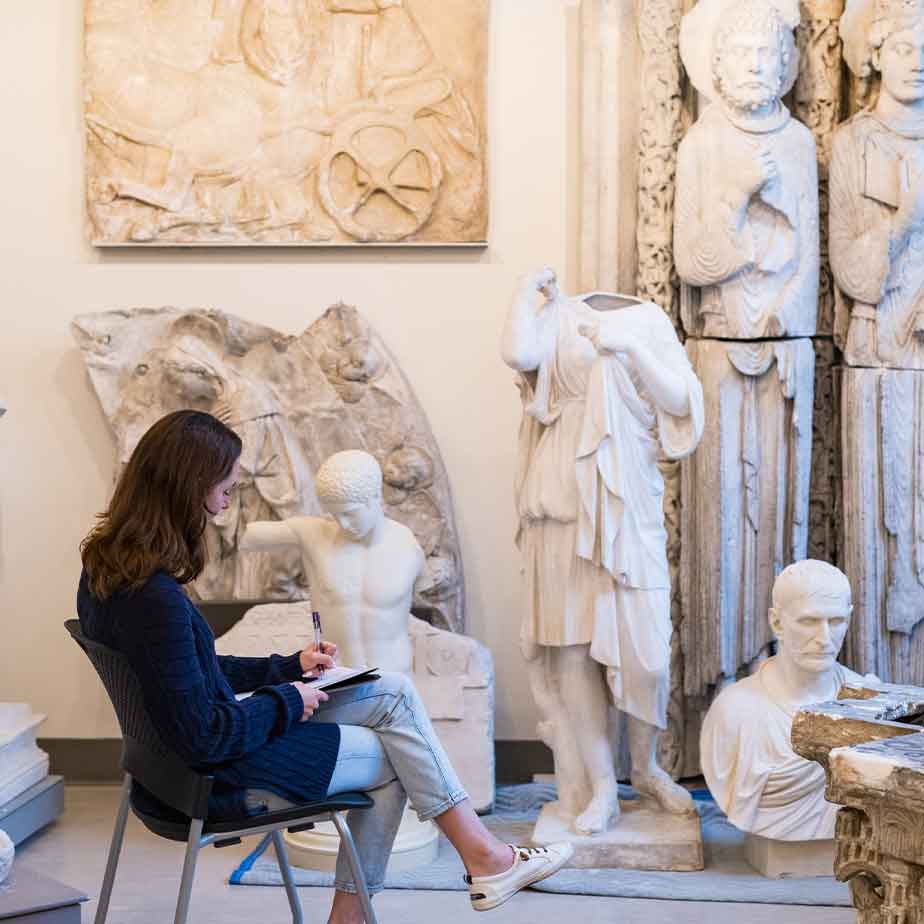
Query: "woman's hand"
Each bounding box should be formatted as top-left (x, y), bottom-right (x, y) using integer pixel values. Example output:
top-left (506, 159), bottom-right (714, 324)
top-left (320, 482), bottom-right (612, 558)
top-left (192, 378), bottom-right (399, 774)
top-left (299, 641), bottom-right (337, 676)
top-left (292, 682), bottom-right (330, 722)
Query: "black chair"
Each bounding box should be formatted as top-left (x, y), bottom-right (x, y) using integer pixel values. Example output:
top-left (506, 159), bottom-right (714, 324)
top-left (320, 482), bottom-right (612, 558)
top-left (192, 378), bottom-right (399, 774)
top-left (65, 619), bottom-right (379, 924)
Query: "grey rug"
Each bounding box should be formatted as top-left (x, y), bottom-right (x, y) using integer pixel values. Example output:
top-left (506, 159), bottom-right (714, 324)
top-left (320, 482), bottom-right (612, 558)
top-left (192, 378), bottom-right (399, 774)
top-left (230, 784), bottom-right (852, 906)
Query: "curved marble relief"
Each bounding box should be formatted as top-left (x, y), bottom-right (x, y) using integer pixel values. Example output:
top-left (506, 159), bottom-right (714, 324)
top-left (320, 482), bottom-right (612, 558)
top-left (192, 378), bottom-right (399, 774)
top-left (72, 303), bottom-right (465, 632)
top-left (84, 0), bottom-right (488, 245)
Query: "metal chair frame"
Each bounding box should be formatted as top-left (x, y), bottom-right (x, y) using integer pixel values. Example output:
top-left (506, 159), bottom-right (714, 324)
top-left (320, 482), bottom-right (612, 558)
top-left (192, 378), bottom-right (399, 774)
top-left (65, 619), bottom-right (378, 924)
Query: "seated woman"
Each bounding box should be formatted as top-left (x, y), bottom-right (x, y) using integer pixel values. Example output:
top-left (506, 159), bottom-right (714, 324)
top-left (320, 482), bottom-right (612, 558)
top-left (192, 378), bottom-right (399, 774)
top-left (77, 410), bottom-right (570, 923)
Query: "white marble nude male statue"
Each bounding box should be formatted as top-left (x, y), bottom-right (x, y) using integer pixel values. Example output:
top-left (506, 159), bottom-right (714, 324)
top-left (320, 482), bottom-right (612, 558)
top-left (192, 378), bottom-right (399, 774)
top-left (701, 560), bottom-right (872, 840)
top-left (241, 449), bottom-right (423, 673)
top-left (674, 0), bottom-right (819, 701)
top-left (502, 267), bottom-right (704, 836)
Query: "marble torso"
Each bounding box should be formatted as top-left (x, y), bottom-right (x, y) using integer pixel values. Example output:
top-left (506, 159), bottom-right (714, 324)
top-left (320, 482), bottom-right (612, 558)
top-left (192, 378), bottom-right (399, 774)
top-left (676, 105), bottom-right (819, 340)
top-left (831, 111), bottom-right (924, 369)
top-left (286, 515), bottom-right (424, 671)
top-left (518, 297), bottom-right (657, 525)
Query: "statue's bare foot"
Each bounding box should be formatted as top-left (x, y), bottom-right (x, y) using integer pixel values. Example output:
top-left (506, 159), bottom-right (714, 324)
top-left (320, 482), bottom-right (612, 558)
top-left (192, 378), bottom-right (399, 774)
top-left (632, 767), bottom-right (694, 815)
top-left (573, 786), bottom-right (620, 835)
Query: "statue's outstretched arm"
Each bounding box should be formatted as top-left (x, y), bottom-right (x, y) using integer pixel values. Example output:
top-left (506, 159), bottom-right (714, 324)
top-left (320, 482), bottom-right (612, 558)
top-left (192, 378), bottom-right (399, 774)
top-left (240, 519), bottom-right (301, 551)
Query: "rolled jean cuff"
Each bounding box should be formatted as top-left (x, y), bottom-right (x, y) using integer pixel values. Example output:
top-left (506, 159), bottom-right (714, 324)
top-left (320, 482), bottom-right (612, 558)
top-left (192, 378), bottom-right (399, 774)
top-left (335, 878), bottom-right (385, 896)
top-left (415, 788), bottom-right (469, 823)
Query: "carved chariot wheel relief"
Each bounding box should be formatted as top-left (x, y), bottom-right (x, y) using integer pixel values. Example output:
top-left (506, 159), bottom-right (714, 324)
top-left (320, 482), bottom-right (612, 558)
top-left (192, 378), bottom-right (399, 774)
top-left (318, 109), bottom-right (443, 242)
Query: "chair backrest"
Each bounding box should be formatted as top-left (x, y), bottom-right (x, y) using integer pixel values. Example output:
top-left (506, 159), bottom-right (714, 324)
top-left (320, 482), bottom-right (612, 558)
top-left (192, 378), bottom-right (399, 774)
top-left (65, 619), bottom-right (212, 819)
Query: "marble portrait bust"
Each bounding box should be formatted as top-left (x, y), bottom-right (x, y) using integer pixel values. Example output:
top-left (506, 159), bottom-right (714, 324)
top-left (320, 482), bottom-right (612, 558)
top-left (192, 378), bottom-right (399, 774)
top-left (701, 560), bottom-right (870, 840)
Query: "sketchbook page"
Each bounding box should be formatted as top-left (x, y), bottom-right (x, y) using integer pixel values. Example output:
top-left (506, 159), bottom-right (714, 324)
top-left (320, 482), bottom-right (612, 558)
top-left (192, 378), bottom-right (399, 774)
top-left (303, 666), bottom-right (374, 690)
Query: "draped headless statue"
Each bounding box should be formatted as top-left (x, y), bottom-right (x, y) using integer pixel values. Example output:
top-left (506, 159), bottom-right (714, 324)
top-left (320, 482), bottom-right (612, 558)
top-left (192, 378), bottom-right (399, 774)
top-left (674, 0), bottom-right (819, 699)
top-left (502, 268), bottom-right (704, 836)
top-left (833, 0), bottom-right (924, 681)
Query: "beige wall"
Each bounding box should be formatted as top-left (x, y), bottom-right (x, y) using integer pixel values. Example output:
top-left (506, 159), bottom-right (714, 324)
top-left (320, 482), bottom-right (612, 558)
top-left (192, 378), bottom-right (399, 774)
top-left (0, 1), bottom-right (582, 740)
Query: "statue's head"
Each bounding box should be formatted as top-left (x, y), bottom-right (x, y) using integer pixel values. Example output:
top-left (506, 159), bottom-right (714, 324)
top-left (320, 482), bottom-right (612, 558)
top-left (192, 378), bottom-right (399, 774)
top-left (712, 0), bottom-right (797, 113)
top-left (769, 560), bottom-right (853, 675)
top-left (316, 450), bottom-right (384, 540)
top-left (841, 0), bottom-right (924, 100)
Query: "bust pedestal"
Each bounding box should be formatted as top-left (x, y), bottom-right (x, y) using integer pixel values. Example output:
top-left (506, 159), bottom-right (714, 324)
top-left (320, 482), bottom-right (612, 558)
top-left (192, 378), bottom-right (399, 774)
top-left (283, 807), bottom-right (439, 874)
top-left (745, 834), bottom-right (835, 879)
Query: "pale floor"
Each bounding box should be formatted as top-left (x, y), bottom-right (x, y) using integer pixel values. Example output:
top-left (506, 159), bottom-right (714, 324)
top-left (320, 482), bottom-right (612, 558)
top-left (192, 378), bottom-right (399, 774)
top-left (15, 786), bottom-right (857, 924)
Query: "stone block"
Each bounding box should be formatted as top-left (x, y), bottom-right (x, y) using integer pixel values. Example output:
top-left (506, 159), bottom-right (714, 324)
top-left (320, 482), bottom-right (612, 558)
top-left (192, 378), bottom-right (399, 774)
top-left (745, 834), bottom-right (835, 879)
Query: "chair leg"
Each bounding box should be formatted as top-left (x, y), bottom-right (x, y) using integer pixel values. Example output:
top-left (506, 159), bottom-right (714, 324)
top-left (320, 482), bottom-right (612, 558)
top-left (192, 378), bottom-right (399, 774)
top-left (271, 830), bottom-right (304, 924)
top-left (94, 773), bottom-right (132, 924)
top-left (173, 818), bottom-right (204, 924)
top-left (331, 812), bottom-right (378, 924)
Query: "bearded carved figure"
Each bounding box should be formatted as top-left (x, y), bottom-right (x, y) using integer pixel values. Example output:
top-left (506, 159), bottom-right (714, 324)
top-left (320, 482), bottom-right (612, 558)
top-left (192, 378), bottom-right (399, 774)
top-left (675, 0), bottom-right (820, 702)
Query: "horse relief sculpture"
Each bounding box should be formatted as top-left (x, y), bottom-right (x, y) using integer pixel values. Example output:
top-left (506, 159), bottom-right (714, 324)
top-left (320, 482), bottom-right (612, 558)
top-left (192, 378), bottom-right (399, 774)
top-left (84, 0), bottom-right (488, 245)
top-left (72, 303), bottom-right (465, 633)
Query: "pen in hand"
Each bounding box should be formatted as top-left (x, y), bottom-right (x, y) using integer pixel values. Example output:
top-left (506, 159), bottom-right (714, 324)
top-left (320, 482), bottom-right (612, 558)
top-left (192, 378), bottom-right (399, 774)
top-left (312, 610), bottom-right (325, 677)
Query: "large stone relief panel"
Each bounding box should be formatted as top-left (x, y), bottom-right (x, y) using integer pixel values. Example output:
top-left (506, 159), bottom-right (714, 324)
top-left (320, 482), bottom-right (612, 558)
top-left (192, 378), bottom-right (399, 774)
top-left (84, 0), bottom-right (488, 245)
top-left (72, 303), bottom-right (465, 632)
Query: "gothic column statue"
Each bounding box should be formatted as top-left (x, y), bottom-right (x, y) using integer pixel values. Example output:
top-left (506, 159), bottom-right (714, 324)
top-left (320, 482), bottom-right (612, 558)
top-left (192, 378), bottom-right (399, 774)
top-left (501, 268), bottom-right (704, 861)
top-left (675, 0), bottom-right (820, 701)
top-left (833, 0), bottom-right (924, 682)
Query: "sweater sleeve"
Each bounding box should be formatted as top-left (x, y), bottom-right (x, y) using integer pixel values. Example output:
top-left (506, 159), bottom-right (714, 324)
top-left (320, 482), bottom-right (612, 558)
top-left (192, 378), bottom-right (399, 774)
top-left (217, 652), bottom-right (305, 693)
top-left (122, 584), bottom-right (304, 766)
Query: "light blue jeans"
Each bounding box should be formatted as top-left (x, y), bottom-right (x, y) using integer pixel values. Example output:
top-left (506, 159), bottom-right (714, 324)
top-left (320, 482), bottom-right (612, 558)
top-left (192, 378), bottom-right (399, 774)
top-left (245, 672), bottom-right (468, 894)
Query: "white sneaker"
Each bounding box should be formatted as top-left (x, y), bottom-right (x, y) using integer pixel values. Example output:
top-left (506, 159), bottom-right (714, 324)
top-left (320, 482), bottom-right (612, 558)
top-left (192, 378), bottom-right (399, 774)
top-left (466, 843), bottom-right (574, 912)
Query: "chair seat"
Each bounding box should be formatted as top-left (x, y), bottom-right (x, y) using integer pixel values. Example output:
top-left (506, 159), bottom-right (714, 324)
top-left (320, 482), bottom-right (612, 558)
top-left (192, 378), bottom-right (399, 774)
top-left (131, 789), bottom-right (374, 842)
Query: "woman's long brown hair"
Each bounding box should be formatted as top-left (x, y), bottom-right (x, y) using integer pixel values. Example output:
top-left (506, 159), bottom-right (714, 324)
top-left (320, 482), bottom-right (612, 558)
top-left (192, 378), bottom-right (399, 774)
top-left (81, 410), bottom-right (242, 600)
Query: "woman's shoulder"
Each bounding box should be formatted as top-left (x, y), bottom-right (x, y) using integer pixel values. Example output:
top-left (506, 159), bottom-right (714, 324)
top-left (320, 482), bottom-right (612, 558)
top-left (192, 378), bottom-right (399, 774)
top-left (81, 569), bottom-right (190, 613)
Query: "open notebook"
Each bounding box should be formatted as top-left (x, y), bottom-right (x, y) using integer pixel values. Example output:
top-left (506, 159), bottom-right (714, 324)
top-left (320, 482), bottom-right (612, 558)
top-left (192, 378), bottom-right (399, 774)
top-left (301, 666), bottom-right (380, 692)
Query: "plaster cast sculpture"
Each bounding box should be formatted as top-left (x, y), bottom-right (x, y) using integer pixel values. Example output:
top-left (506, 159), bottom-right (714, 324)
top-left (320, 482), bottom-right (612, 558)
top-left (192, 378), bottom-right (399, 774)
top-left (214, 600), bottom-right (496, 812)
top-left (0, 705), bottom-right (49, 809)
top-left (502, 267), bottom-right (704, 864)
top-left (242, 451), bottom-right (425, 673)
top-left (792, 678), bottom-right (924, 921)
top-left (240, 451), bottom-right (492, 868)
top-left (84, 0), bottom-right (487, 245)
top-left (72, 304), bottom-right (464, 632)
top-left (832, 0), bottom-right (924, 683)
top-left (0, 830), bottom-right (12, 886)
top-left (702, 561), bottom-right (873, 855)
top-left (675, 0), bottom-right (819, 700)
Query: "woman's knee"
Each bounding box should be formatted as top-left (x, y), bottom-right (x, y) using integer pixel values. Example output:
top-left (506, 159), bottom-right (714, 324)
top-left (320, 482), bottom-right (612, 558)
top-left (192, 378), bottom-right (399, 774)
top-left (376, 670), bottom-right (417, 700)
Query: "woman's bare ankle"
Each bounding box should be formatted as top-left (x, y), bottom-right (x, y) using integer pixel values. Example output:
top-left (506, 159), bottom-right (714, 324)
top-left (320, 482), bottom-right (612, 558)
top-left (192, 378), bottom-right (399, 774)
top-left (328, 888), bottom-right (365, 924)
top-left (464, 840), bottom-right (515, 878)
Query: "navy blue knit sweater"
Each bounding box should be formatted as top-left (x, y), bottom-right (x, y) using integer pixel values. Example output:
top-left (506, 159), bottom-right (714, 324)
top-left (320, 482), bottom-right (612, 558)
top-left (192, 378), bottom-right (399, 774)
top-left (77, 570), bottom-right (340, 819)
